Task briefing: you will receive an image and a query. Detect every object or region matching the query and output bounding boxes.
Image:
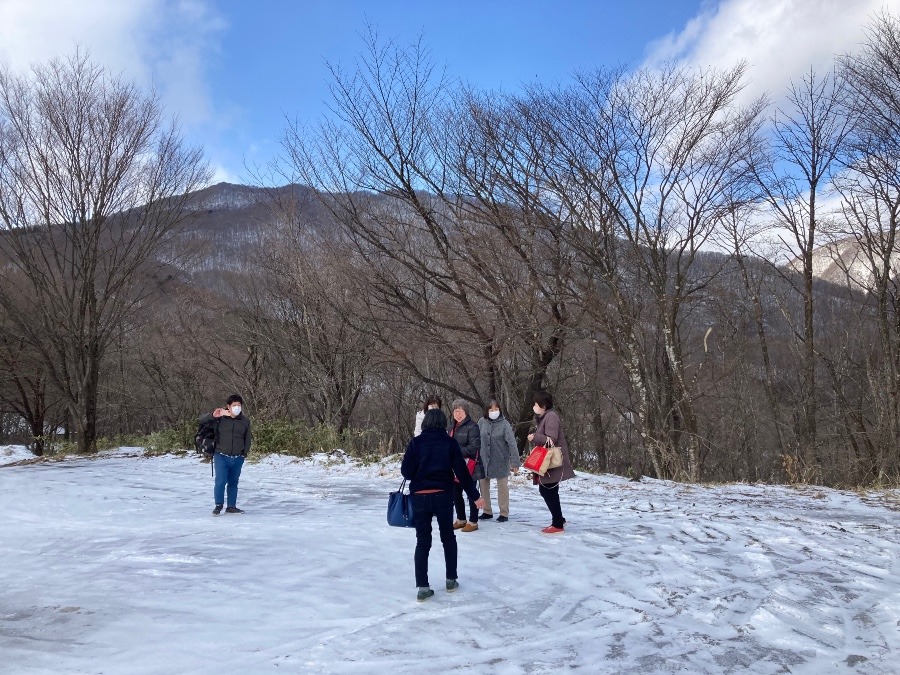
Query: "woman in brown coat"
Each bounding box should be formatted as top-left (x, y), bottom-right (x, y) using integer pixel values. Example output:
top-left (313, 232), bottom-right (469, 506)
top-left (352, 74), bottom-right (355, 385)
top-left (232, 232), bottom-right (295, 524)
top-left (527, 391), bottom-right (575, 534)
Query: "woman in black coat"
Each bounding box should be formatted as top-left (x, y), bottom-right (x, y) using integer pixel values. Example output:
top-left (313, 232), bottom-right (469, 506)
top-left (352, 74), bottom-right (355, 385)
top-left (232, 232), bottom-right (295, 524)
top-left (448, 399), bottom-right (482, 531)
top-left (401, 409), bottom-right (483, 602)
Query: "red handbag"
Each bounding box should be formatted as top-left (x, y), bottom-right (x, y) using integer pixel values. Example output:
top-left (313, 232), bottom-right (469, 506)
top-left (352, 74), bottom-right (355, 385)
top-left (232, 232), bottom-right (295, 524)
top-left (466, 458), bottom-right (477, 475)
top-left (523, 445), bottom-right (550, 473)
top-left (524, 442), bottom-right (562, 476)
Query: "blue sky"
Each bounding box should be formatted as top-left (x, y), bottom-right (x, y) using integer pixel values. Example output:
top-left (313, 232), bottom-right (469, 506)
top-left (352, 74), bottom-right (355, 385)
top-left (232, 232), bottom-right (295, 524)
top-left (0, 0), bottom-right (896, 184)
top-left (203, 0), bottom-right (706, 180)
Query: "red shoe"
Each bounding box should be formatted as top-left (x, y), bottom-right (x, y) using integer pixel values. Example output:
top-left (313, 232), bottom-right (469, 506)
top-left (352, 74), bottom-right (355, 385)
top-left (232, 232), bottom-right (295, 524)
top-left (541, 525), bottom-right (564, 534)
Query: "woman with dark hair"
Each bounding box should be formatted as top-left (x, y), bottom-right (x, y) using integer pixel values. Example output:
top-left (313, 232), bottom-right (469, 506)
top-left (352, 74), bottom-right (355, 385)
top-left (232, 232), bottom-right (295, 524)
top-left (527, 391), bottom-right (575, 534)
top-left (476, 399), bottom-right (520, 522)
top-left (414, 394), bottom-right (443, 437)
top-left (401, 408), bottom-right (484, 602)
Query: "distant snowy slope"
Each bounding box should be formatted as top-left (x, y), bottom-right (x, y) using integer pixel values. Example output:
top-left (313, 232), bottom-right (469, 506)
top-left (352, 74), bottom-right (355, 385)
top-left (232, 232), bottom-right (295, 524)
top-left (801, 234), bottom-right (900, 290)
top-left (0, 450), bottom-right (897, 674)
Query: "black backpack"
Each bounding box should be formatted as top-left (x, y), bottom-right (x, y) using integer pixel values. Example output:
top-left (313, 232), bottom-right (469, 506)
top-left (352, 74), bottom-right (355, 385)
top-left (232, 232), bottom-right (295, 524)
top-left (195, 418), bottom-right (217, 455)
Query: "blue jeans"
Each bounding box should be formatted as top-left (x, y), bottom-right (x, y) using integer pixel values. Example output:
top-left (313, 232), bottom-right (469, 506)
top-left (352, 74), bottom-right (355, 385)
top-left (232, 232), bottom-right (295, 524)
top-left (412, 491), bottom-right (457, 588)
top-left (213, 453), bottom-right (245, 507)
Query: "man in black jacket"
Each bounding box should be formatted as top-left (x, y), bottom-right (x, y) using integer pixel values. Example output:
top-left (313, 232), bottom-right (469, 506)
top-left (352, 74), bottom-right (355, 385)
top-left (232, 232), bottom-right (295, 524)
top-left (200, 394), bottom-right (252, 516)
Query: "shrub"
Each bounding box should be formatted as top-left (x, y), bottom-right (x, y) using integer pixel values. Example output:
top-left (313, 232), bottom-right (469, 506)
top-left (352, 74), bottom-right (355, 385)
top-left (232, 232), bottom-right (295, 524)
top-left (143, 427), bottom-right (191, 456)
top-left (250, 420), bottom-right (393, 462)
top-left (88, 419), bottom-right (396, 462)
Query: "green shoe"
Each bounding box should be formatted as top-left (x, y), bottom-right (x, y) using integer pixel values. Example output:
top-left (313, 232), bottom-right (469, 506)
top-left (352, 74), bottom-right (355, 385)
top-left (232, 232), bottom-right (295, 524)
top-left (417, 587), bottom-right (435, 602)
top-left (446, 579), bottom-right (459, 593)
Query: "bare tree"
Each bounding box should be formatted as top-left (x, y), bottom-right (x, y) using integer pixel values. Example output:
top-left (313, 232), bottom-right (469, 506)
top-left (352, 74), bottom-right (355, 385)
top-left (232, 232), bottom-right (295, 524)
top-left (535, 64), bottom-right (764, 481)
top-left (0, 288), bottom-right (63, 455)
top-left (751, 68), bottom-right (855, 474)
top-left (833, 12), bottom-right (900, 480)
top-left (0, 52), bottom-right (210, 452)
top-left (281, 30), bottom-right (572, 448)
top-left (247, 197), bottom-right (376, 432)
top-left (442, 88), bottom-right (575, 443)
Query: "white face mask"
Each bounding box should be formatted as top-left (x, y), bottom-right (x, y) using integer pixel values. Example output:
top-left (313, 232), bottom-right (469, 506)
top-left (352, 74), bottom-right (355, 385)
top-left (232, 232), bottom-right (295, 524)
top-left (533, 404), bottom-right (543, 415)
top-left (231, 406), bottom-right (242, 416)
top-left (488, 410), bottom-right (501, 420)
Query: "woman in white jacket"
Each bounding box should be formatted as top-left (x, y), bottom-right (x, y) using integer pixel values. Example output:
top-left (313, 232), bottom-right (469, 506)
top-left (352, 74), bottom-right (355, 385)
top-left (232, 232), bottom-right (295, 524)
top-left (476, 399), bottom-right (521, 522)
top-left (414, 394), bottom-right (443, 437)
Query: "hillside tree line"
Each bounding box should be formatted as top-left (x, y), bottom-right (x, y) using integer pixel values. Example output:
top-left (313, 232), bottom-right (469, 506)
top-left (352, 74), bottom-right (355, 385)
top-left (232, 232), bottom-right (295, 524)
top-left (1, 15), bottom-right (900, 488)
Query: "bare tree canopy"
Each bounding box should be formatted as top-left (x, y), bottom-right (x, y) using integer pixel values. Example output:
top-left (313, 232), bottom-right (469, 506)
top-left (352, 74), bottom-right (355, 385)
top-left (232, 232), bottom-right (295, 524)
top-left (0, 51), bottom-right (210, 452)
top-left (4, 15), bottom-right (900, 488)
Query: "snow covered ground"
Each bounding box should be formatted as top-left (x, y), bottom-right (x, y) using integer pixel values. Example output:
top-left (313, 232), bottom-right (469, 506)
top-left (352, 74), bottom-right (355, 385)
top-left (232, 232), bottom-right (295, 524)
top-left (0, 445), bottom-right (37, 467)
top-left (1, 448), bottom-right (898, 674)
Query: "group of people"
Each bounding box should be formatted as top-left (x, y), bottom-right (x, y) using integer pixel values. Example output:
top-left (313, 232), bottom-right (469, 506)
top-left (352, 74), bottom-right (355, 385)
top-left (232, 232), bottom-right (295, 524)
top-left (402, 392), bottom-right (575, 602)
top-left (198, 390), bottom-right (576, 603)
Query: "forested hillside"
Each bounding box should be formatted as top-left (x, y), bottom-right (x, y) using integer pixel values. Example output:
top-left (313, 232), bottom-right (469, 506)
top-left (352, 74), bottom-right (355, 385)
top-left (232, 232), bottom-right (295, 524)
top-left (3, 14), bottom-right (900, 488)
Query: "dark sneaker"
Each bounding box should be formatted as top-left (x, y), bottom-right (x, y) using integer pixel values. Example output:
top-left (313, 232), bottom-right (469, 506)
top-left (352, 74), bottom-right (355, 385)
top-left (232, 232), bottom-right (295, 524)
top-left (446, 579), bottom-right (459, 593)
top-left (417, 587), bottom-right (435, 602)
top-left (478, 513), bottom-right (493, 520)
top-left (212, 504), bottom-right (223, 516)
top-left (497, 516), bottom-right (508, 522)
top-left (225, 506), bottom-right (244, 514)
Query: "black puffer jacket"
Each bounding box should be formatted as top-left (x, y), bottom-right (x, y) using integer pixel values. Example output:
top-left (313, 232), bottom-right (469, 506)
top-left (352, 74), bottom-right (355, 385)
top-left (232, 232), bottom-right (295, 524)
top-left (449, 416), bottom-right (481, 464)
top-left (199, 412), bottom-right (252, 457)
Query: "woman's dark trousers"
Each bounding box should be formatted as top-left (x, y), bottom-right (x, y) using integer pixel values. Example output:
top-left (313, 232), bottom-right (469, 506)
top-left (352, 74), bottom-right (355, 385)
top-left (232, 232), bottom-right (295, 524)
top-left (539, 481), bottom-right (564, 528)
top-left (412, 491), bottom-right (457, 588)
top-left (454, 483), bottom-right (478, 522)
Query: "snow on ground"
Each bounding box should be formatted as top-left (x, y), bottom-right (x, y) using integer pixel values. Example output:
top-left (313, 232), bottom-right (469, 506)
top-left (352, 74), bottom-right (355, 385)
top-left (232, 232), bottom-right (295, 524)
top-left (0, 445), bottom-right (37, 467)
top-left (1, 448), bottom-right (898, 674)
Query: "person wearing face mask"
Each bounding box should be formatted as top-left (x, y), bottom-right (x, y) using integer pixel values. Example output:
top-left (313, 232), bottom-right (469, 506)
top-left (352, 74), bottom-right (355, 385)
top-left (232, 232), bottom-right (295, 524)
top-left (199, 394), bottom-right (252, 516)
top-left (527, 391), bottom-right (575, 534)
top-left (413, 394), bottom-right (442, 437)
top-left (476, 400), bottom-right (521, 522)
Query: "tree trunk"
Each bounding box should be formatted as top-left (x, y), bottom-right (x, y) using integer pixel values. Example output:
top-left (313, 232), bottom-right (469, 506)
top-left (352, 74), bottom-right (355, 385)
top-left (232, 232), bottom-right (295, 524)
top-left (30, 418), bottom-right (45, 456)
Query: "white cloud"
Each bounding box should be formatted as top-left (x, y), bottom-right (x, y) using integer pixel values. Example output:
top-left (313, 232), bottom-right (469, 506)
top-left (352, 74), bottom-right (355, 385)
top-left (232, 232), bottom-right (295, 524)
top-left (645, 0), bottom-right (900, 103)
top-left (209, 163), bottom-right (241, 185)
top-left (0, 0), bottom-right (225, 126)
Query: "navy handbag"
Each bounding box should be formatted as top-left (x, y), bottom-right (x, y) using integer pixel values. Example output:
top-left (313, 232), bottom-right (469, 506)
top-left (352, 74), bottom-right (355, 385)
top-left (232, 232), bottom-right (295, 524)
top-left (387, 479), bottom-right (416, 527)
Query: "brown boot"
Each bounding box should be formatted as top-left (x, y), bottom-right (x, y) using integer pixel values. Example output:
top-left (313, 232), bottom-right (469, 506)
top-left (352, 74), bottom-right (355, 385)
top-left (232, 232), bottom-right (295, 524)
top-left (453, 519), bottom-right (467, 529)
top-left (461, 522), bottom-right (479, 532)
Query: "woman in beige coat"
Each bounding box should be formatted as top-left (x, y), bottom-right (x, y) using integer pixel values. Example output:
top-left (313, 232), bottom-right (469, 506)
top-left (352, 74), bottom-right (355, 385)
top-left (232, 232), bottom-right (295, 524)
top-left (527, 391), bottom-right (575, 534)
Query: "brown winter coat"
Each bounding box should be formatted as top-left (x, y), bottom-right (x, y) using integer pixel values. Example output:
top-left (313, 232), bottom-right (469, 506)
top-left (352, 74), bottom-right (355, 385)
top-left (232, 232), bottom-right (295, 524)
top-left (530, 409), bottom-right (576, 484)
